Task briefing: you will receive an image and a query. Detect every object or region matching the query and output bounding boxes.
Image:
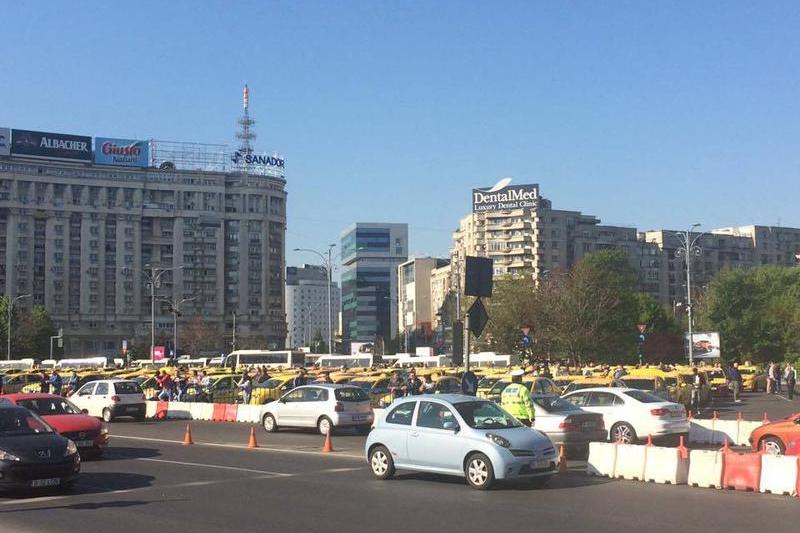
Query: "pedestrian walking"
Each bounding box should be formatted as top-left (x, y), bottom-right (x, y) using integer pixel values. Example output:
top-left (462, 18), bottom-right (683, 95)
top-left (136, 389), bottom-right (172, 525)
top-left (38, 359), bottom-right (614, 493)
top-left (156, 369), bottom-right (173, 401)
top-left (48, 370), bottom-right (63, 396)
top-left (767, 363), bottom-right (777, 394)
top-left (387, 371), bottom-right (405, 402)
top-left (39, 371), bottom-right (49, 393)
top-left (727, 362), bottom-right (743, 403)
top-left (238, 373), bottom-right (253, 404)
top-left (65, 371), bottom-right (79, 396)
top-left (785, 363), bottom-right (797, 401)
top-left (690, 367), bottom-right (703, 412)
top-left (175, 373), bottom-right (189, 402)
top-left (501, 369), bottom-right (535, 426)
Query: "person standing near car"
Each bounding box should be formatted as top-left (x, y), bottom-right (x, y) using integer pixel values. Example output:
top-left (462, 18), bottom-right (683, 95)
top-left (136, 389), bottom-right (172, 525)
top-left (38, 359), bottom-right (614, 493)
top-left (767, 362), bottom-right (777, 394)
top-left (238, 373), bottom-right (253, 404)
top-left (290, 368), bottom-right (307, 389)
top-left (727, 362), bottom-right (743, 403)
top-left (406, 371), bottom-right (423, 396)
top-left (156, 369), bottom-right (173, 401)
top-left (461, 369), bottom-right (478, 396)
top-left (388, 371), bottom-right (405, 401)
top-left (65, 371), bottom-right (79, 396)
top-left (48, 370), bottom-right (63, 396)
top-left (785, 363), bottom-right (797, 401)
top-left (501, 369), bottom-right (535, 426)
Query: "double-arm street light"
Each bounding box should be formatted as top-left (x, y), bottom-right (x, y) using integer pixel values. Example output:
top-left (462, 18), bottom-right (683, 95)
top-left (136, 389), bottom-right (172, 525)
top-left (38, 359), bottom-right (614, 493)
top-left (294, 245), bottom-right (336, 354)
top-left (158, 296), bottom-right (197, 359)
top-left (124, 265), bottom-right (184, 362)
top-left (673, 224), bottom-right (705, 366)
top-left (6, 293), bottom-right (31, 360)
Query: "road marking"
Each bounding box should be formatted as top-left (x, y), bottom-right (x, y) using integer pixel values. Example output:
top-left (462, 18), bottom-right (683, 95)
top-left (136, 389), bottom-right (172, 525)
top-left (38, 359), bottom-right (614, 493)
top-left (111, 434), bottom-right (364, 459)
top-left (136, 457), bottom-right (292, 476)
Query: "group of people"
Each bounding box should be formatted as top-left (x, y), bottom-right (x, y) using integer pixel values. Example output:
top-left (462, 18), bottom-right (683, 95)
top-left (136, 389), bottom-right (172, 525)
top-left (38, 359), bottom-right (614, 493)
top-left (0, 369), bottom-right (81, 397)
top-left (766, 362), bottom-right (798, 399)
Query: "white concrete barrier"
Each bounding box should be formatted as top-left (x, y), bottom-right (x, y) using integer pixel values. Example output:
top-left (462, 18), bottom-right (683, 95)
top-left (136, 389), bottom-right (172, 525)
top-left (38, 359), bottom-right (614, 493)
top-left (189, 402), bottom-right (213, 421)
top-left (165, 401), bottom-right (192, 419)
top-left (644, 446), bottom-right (689, 484)
top-left (759, 455), bottom-right (798, 496)
top-left (587, 442), bottom-right (617, 477)
top-left (689, 419), bottom-right (732, 445)
top-left (738, 421), bottom-right (763, 447)
top-left (714, 420), bottom-right (739, 445)
top-left (688, 420), bottom-right (714, 444)
top-left (145, 401), bottom-right (159, 419)
top-left (614, 443), bottom-right (647, 481)
top-left (236, 404), bottom-right (262, 424)
top-left (372, 408), bottom-right (385, 428)
top-left (687, 449), bottom-right (724, 489)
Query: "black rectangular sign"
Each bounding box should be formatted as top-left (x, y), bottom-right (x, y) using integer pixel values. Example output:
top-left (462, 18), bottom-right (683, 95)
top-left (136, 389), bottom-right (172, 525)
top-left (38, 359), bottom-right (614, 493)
top-left (11, 129), bottom-right (92, 161)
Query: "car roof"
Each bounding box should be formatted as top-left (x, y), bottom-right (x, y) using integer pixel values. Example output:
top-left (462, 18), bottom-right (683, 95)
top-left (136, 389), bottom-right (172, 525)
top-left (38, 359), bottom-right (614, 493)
top-left (392, 393), bottom-right (479, 405)
top-left (295, 383), bottom-right (356, 390)
top-left (563, 387), bottom-right (638, 395)
top-left (2, 393), bottom-right (63, 401)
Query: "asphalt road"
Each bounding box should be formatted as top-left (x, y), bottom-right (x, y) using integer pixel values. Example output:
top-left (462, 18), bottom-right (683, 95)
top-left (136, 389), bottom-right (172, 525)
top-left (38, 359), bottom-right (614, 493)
top-left (1, 406), bottom-right (799, 533)
top-left (694, 390), bottom-right (800, 421)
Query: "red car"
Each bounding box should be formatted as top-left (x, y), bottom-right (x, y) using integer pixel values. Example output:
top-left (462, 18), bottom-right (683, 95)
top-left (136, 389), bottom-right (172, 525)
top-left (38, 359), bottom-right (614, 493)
top-left (2, 393), bottom-right (108, 456)
top-left (749, 412), bottom-right (800, 455)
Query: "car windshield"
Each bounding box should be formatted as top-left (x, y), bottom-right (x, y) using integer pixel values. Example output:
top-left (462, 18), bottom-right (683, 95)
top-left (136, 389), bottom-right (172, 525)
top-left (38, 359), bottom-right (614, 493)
top-left (261, 378), bottom-right (285, 389)
top-left (623, 390), bottom-right (664, 403)
top-left (708, 371), bottom-right (726, 379)
top-left (334, 387), bottom-right (369, 402)
top-left (664, 377), bottom-right (678, 386)
top-left (532, 395), bottom-right (580, 412)
top-left (15, 398), bottom-right (81, 415)
top-left (454, 401), bottom-right (523, 430)
top-left (114, 382), bottom-right (143, 394)
top-left (0, 409), bottom-right (53, 436)
top-left (622, 379), bottom-right (656, 391)
top-left (348, 380), bottom-right (373, 391)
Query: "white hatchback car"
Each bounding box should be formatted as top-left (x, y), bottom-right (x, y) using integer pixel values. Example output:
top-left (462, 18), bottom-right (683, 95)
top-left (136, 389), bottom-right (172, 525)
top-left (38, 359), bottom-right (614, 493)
top-left (260, 384), bottom-right (373, 435)
top-left (70, 380), bottom-right (147, 423)
top-left (561, 387), bottom-right (688, 444)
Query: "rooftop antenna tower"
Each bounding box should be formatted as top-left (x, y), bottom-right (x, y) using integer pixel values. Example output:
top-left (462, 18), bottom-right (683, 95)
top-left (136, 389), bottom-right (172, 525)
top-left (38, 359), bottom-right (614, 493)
top-left (235, 83), bottom-right (256, 173)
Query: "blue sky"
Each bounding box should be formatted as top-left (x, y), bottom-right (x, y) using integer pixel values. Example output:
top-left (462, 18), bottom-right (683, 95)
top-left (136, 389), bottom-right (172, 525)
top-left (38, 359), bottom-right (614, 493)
top-left (2, 1), bottom-right (798, 268)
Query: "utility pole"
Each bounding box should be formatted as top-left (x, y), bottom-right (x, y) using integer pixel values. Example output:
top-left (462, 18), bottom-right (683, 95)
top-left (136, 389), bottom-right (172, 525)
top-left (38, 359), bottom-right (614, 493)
top-left (6, 294), bottom-right (31, 360)
top-left (159, 296), bottom-right (197, 358)
top-left (294, 245), bottom-right (337, 354)
top-left (231, 311), bottom-right (237, 352)
top-left (674, 224), bottom-right (704, 366)
top-left (125, 265), bottom-right (183, 362)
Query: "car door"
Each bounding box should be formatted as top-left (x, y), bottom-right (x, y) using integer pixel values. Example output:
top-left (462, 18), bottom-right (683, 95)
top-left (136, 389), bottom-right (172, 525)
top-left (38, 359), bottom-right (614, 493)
top-left (92, 382), bottom-right (110, 416)
top-left (71, 382), bottom-right (97, 413)
top-left (277, 388), bottom-right (305, 427)
top-left (381, 401), bottom-right (417, 466)
top-left (297, 387), bottom-right (328, 427)
top-left (585, 391), bottom-right (623, 435)
top-left (406, 400), bottom-right (463, 473)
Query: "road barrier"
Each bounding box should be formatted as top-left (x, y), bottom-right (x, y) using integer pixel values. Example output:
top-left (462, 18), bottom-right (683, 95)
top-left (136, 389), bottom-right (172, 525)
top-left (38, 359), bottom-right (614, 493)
top-left (687, 449), bottom-right (724, 489)
top-left (614, 443), bottom-right (647, 481)
top-left (587, 442), bottom-right (617, 477)
top-left (722, 448), bottom-right (761, 492)
top-left (644, 445), bottom-right (689, 484)
top-left (688, 415), bottom-right (766, 446)
top-left (236, 405), bottom-right (262, 424)
top-left (759, 454), bottom-right (798, 496)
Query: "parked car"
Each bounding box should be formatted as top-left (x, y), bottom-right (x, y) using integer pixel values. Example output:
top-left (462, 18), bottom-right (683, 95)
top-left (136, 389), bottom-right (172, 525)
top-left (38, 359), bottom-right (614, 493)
top-left (69, 380), bottom-right (146, 423)
top-left (561, 377), bottom-right (625, 395)
top-left (260, 384), bottom-right (373, 435)
top-left (531, 394), bottom-right (605, 456)
top-left (483, 377), bottom-right (560, 403)
top-left (749, 412), bottom-right (800, 455)
top-left (366, 394), bottom-right (557, 490)
top-left (618, 375), bottom-right (670, 400)
top-left (0, 405), bottom-right (81, 492)
top-left (2, 393), bottom-right (108, 456)
top-left (562, 387), bottom-right (688, 444)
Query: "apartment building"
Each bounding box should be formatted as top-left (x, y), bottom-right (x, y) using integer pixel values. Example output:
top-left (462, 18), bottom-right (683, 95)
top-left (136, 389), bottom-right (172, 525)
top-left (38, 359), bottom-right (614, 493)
top-left (285, 264), bottom-right (340, 349)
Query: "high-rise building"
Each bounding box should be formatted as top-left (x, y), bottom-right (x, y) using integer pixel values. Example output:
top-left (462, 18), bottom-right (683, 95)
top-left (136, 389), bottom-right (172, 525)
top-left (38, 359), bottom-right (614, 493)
top-left (0, 116), bottom-right (287, 355)
top-left (340, 223), bottom-right (408, 351)
top-left (397, 257), bottom-right (449, 349)
top-left (285, 264), bottom-right (340, 349)
top-left (429, 261), bottom-right (452, 331)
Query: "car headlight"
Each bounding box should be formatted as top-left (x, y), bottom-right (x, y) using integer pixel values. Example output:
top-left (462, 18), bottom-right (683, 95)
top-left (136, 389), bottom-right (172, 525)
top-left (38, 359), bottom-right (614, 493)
top-left (0, 449), bottom-right (21, 462)
top-left (485, 433), bottom-right (511, 448)
top-left (64, 440), bottom-right (78, 457)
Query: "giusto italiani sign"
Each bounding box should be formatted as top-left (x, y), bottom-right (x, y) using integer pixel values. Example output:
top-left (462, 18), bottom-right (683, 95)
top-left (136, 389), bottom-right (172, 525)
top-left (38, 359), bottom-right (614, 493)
top-left (472, 178), bottom-right (539, 212)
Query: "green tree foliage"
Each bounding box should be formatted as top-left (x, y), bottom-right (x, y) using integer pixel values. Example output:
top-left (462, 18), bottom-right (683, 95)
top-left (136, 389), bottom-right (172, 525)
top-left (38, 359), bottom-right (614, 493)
top-left (697, 266), bottom-right (800, 363)
top-left (635, 293), bottom-right (684, 363)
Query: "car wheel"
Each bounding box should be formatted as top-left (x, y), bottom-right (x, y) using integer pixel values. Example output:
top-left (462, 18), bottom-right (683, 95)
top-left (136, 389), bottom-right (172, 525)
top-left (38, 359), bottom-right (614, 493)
top-left (761, 436), bottom-right (785, 455)
top-left (610, 422), bottom-right (636, 444)
top-left (356, 424), bottom-right (372, 435)
top-left (262, 414), bottom-right (278, 433)
top-left (369, 445), bottom-right (395, 480)
top-left (465, 452), bottom-right (495, 490)
top-left (318, 416), bottom-right (333, 436)
top-left (102, 408), bottom-right (113, 423)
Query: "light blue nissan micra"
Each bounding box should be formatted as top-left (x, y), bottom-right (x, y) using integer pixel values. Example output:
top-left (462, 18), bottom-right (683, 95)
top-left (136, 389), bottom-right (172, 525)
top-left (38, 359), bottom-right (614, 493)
top-left (365, 394), bottom-right (558, 490)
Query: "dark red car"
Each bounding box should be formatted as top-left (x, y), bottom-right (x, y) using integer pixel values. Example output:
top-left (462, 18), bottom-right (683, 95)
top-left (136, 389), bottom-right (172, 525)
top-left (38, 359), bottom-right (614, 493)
top-left (2, 393), bottom-right (108, 456)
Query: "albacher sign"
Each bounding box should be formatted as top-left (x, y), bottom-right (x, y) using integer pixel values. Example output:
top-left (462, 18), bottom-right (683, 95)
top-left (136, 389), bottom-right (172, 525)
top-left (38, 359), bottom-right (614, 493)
top-left (472, 178), bottom-right (539, 212)
top-left (11, 129), bottom-right (92, 161)
top-left (231, 150), bottom-right (285, 168)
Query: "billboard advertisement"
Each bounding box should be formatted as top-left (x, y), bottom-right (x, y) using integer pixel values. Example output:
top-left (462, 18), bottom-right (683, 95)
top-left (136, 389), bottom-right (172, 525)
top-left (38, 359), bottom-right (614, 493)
top-left (95, 137), bottom-right (150, 167)
top-left (0, 127), bottom-right (10, 156)
top-left (472, 178), bottom-right (539, 212)
top-left (11, 129), bottom-right (92, 161)
top-left (152, 346), bottom-right (165, 361)
top-left (686, 332), bottom-right (721, 359)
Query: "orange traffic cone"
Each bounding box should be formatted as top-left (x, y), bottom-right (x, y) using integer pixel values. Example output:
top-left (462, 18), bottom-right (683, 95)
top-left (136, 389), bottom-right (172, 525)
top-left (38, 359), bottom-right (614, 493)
top-left (762, 412), bottom-right (770, 425)
top-left (183, 424), bottom-right (194, 446)
top-left (558, 445), bottom-right (567, 473)
top-left (248, 427), bottom-right (258, 449)
top-left (322, 430), bottom-right (334, 453)
top-left (678, 435), bottom-right (689, 460)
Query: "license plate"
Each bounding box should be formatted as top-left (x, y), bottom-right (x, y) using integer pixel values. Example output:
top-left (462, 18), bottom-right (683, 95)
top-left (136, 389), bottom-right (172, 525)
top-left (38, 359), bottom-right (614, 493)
top-left (126, 406), bottom-right (139, 412)
top-left (531, 459), bottom-right (549, 469)
top-left (75, 440), bottom-right (94, 447)
top-left (353, 414), bottom-right (367, 421)
top-left (31, 478), bottom-right (60, 488)
top-left (671, 411), bottom-right (683, 418)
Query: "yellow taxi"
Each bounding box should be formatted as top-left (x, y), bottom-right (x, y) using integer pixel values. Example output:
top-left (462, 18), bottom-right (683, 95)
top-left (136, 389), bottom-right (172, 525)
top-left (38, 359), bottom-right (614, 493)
top-left (250, 374), bottom-right (295, 404)
top-left (561, 376), bottom-right (624, 396)
top-left (738, 365), bottom-right (767, 392)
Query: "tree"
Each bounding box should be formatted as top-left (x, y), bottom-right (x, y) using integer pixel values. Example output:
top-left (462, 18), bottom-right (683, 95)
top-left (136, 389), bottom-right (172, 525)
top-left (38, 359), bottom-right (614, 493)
top-left (181, 317), bottom-right (223, 355)
top-left (15, 306), bottom-right (56, 358)
top-left (635, 293), bottom-right (684, 363)
top-left (697, 266), bottom-right (800, 363)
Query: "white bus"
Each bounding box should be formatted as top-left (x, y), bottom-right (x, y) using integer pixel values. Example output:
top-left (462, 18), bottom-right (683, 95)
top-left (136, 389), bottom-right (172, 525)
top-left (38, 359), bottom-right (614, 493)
top-left (0, 359), bottom-right (35, 371)
top-left (392, 355), bottom-right (452, 368)
top-left (314, 354), bottom-right (382, 369)
top-left (468, 352), bottom-right (515, 368)
top-left (223, 350), bottom-right (306, 369)
top-left (57, 357), bottom-right (110, 369)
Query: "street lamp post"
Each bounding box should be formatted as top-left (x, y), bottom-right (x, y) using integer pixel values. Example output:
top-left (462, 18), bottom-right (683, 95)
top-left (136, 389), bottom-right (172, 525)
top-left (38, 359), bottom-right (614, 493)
top-left (673, 224), bottom-right (705, 366)
top-left (6, 294), bottom-right (31, 360)
top-left (158, 296), bottom-right (197, 359)
top-left (125, 265), bottom-right (183, 362)
top-left (294, 245), bottom-right (336, 354)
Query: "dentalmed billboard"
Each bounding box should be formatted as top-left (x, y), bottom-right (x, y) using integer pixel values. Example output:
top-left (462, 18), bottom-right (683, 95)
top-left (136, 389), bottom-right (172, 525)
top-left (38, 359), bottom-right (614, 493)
top-left (94, 137), bottom-right (150, 167)
top-left (472, 178), bottom-right (539, 212)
